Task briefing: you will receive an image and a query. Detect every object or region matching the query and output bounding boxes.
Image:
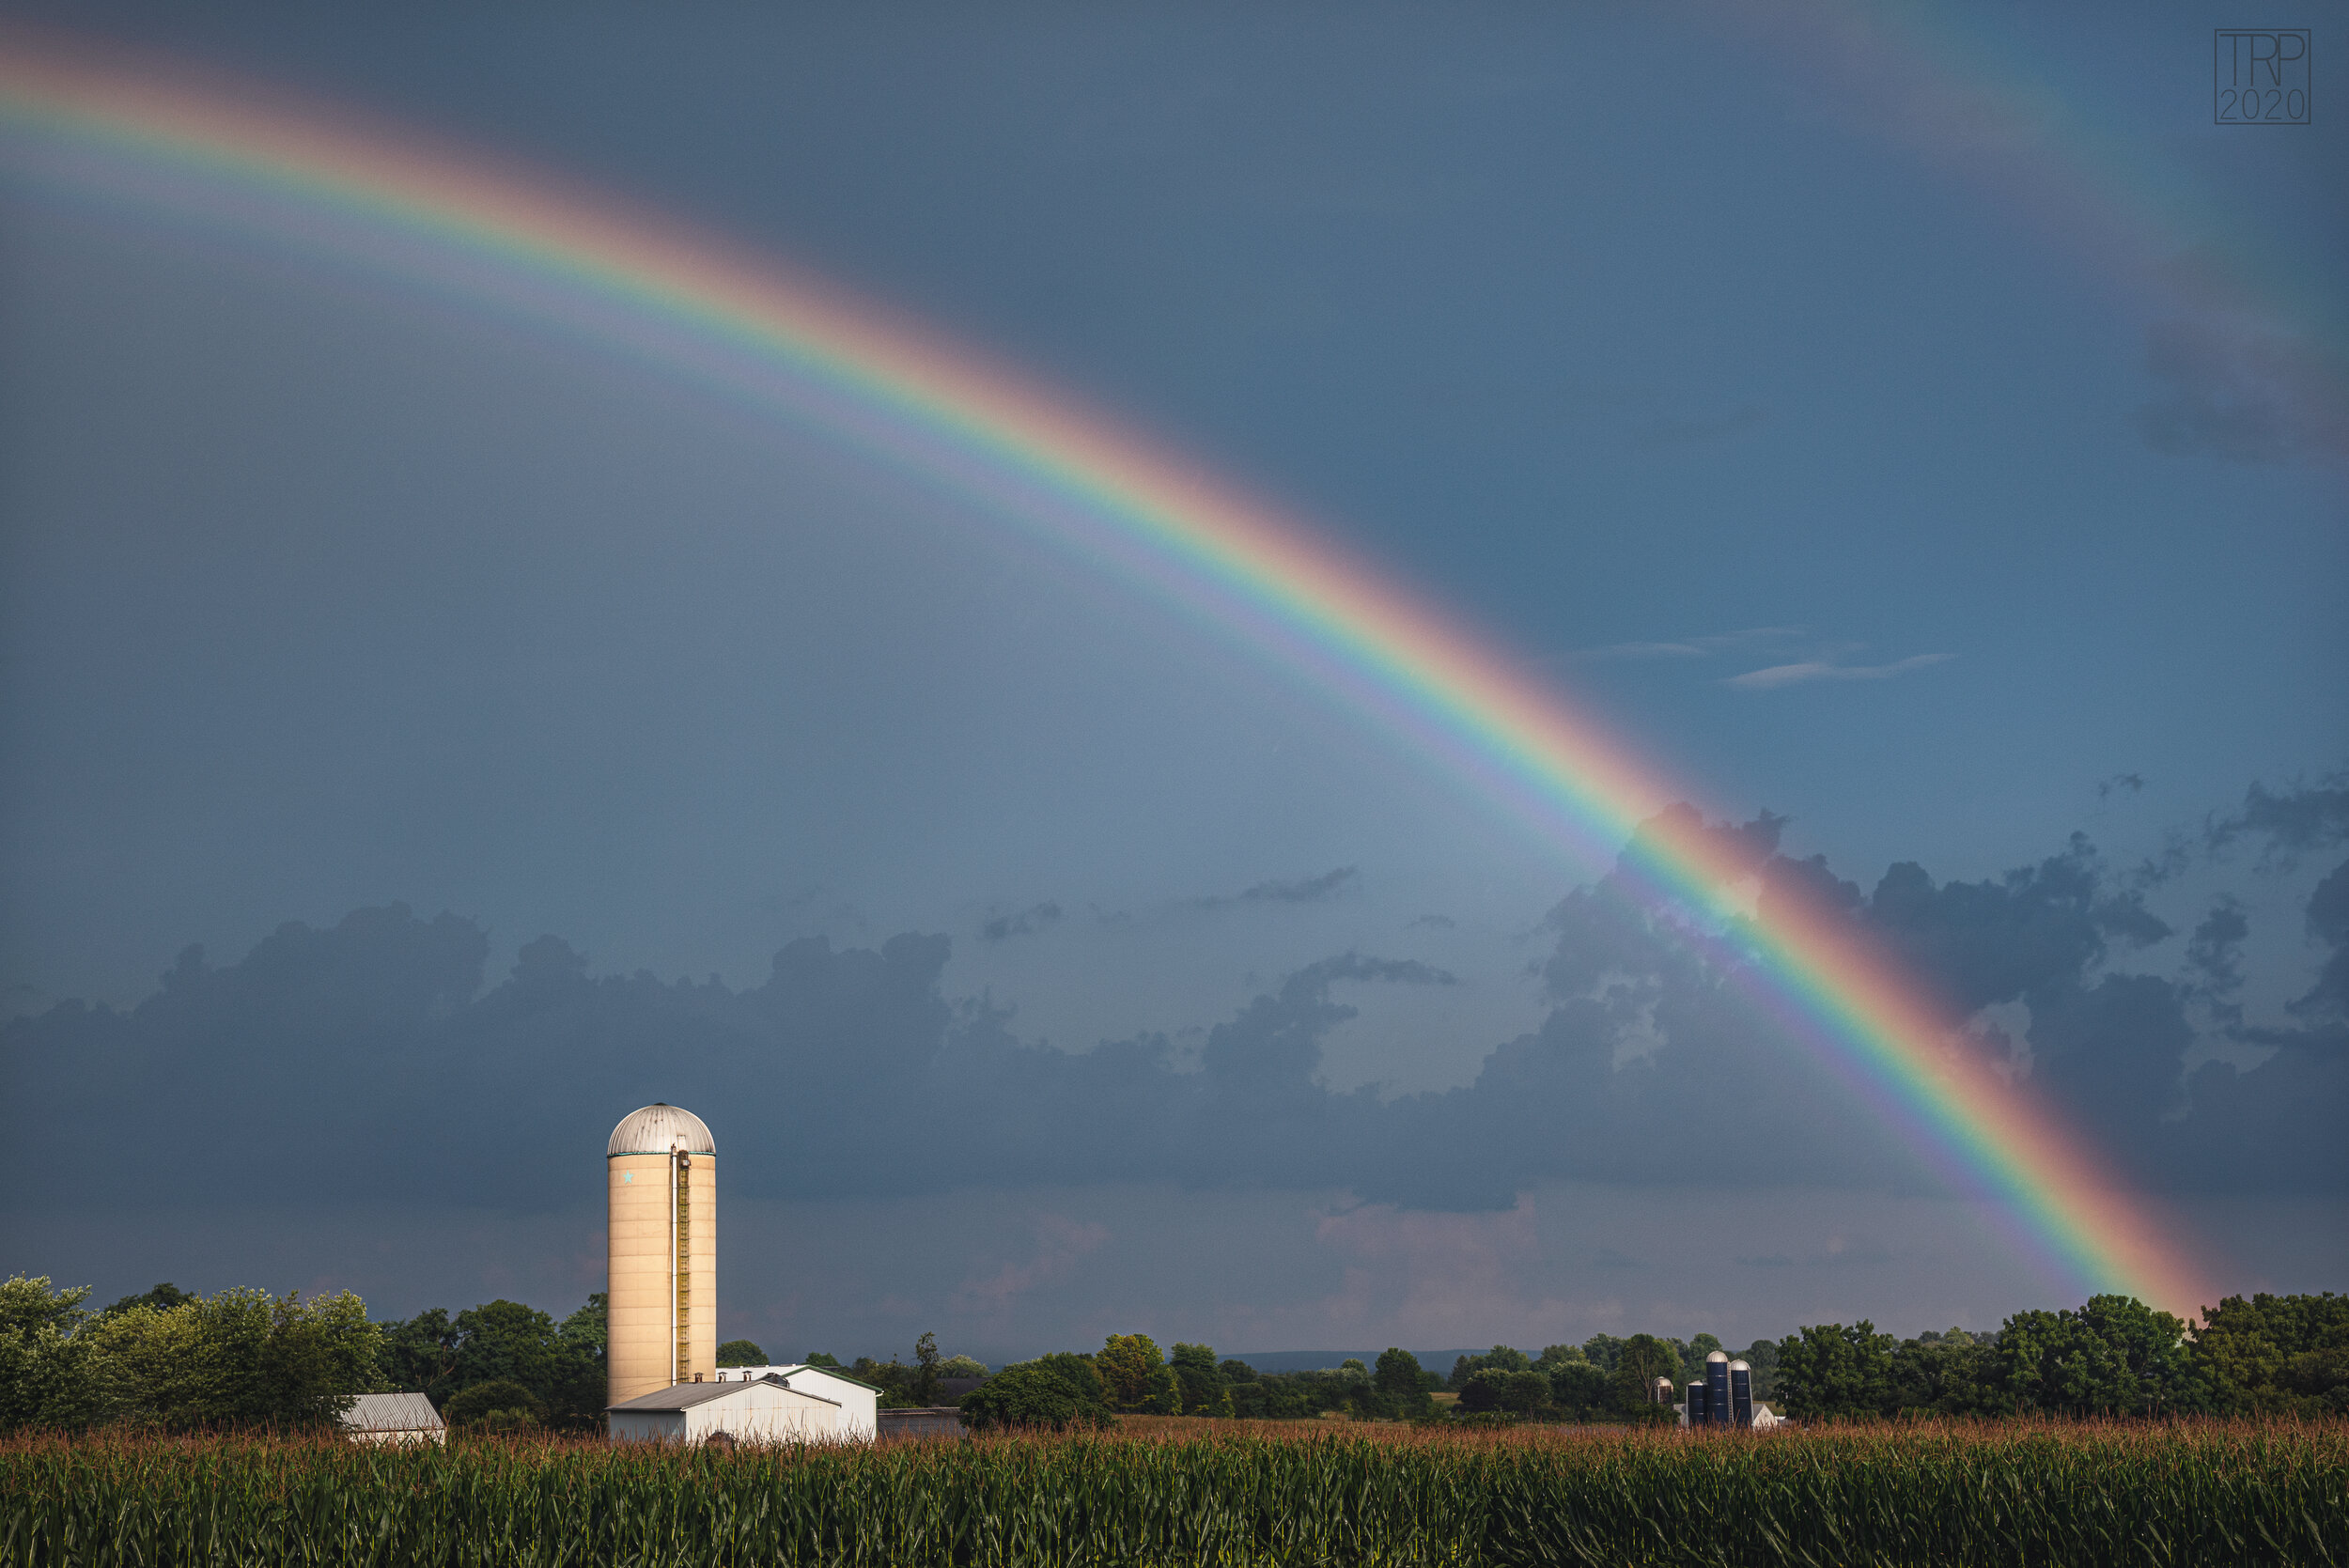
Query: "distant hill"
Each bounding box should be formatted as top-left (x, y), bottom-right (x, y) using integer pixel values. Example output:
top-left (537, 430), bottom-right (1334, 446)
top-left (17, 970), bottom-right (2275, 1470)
top-left (1225, 1350), bottom-right (1486, 1374)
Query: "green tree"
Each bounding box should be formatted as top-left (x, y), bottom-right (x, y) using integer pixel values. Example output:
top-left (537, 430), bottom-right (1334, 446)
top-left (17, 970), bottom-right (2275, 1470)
top-left (848, 1355), bottom-right (912, 1405)
top-left (1777, 1321), bottom-right (1898, 1421)
top-left (378, 1297), bottom-right (601, 1420)
top-left (1373, 1347), bottom-right (1423, 1397)
top-left (1533, 1343), bottom-right (1587, 1372)
top-left (558, 1295), bottom-right (607, 1355)
top-left (102, 1283), bottom-right (192, 1318)
top-left (1681, 1333), bottom-right (1725, 1381)
top-left (0, 1276), bottom-right (107, 1432)
top-left (1459, 1367), bottom-right (1550, 1415)
top-left (552, 1295), bottom-right (607, 1414)
top-left (449, 1300), bottom-right (560, 1395)
top-left (1169, 1343), bottom-right (1229, 1416)
top-left (1096, 1333), bottom-right (1179, 1413)
top-left (442, 1378), bottom-right (548, 1430)
top-left (377, 1309), bottom-right (462, 1405)
top-left (936, 1355), bottom-right (988, 1378)
top-left (1737, 1339), bottom-right (1781, 1402)
top-left (804, 1351), bottom-right (841, 1367)
top-left (1447, 1344), bottom-right (1532, 1389)
top-left (84, 1287), bottom-right (379, 1430)
top-left (1888, 1329), bottom-right (1990, 1415)
top-left (2194, 1292), bottom-right (2349, 1414)
top-left (1579, 1334), bottom-right (1626, 1373)
top-left (911, 1331), bottom-right (941, 1405)
top-left (1983, 1296), bottom-right (2203, 1416)
top-left (1219, 1358), bottom-right (1257, 1384)
top-left (1610, 1334), bottom-right (1682, 1414)
top-left (1372, 1348), bottom-right (1434, 1418)
top-left (1548, 1360), bottom-right (1612, 1420)
top-left (716, 1340), bottom-right (767, 1367)
top-left (958, 1358), bottom-right (1112, 1432)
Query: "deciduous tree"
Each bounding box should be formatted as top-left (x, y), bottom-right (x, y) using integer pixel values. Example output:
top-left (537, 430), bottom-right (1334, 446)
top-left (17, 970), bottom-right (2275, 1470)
top-left (1096, 1333), bottom-right (1180, 1413)
top-left (1777, 1321), bottom-right (1898, 1421)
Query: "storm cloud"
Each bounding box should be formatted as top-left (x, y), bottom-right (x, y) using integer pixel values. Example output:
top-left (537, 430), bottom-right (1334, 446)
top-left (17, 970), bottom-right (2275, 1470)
top-left (8, 788), bottom-right (2340, 1223)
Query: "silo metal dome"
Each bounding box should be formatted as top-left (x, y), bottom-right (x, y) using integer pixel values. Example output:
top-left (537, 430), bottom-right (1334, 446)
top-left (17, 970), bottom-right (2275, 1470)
top-left (606, 1103), bottom-right (716, 1157)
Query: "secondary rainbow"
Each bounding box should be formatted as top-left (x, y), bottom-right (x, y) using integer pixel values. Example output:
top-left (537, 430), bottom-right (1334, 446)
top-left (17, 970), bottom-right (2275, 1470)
top-left (0, 33), bottom-right (2213, 1314)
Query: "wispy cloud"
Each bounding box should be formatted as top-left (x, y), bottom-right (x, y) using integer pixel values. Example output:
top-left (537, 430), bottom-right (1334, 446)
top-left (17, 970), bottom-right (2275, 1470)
top-left (1563, 627), bottom-right (1804, 664)
top-left (1190, 866), bottom-right (1361, 910)
top-left (980, 901), bottom-right (1063, 942)
top-left (1725, 653), bottom-right (1952, 691)
top-left (1243, 867), bottom-right (1359, 904)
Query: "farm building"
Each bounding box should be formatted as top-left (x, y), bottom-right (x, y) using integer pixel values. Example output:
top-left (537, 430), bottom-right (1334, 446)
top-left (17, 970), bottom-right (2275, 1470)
top-left (599, 1106), bottom-right (885, 1446)
top-left (709, 1364), bottom-right (880, 1440)
top-left (337, 1392), bottom-right (445, 1446)
top-left (608, 1374), bottom-right (852, 1445)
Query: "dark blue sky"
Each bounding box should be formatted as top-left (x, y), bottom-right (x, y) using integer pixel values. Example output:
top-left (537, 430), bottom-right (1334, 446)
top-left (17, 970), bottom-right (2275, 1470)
top-left (1, 1), bottom-right (2341, 1359)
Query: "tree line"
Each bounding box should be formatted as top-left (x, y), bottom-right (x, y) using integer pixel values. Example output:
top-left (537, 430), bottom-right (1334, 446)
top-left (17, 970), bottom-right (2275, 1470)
top-left (957, 1334), bottom-right (1763, 1429)
top-left (5, 1272), bottom-right (2341, 1434)
top-left (957, 1295), bottom-right (2347, 1430)
top-left (0, 1276), bottom-right (613, 1434)
top-left (1775, 1293), bottom-right (2348, 1420)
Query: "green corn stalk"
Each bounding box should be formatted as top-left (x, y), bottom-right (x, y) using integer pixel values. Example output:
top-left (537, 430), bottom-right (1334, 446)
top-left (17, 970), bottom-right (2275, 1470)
top-left (0, 1419), bottom-right (2343, 1567)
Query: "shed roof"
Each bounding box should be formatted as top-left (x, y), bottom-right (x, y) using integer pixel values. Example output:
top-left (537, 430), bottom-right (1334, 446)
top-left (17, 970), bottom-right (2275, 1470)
top-left (339, 1392), bottom-right (443, 1433)
top-left (608, 1375), bottom-right (840, 1413)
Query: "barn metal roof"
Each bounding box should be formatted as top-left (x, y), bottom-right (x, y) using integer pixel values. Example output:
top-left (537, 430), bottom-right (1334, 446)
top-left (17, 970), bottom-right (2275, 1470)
top-left (606, 1103), bottom-right (716, 1157)
top-left (338, 1392), bottom-right (444, 1432)
top-left (608, 1375), bottom-right (840, 1413)
top-left (717, 1364), bottom-right (885, 1394)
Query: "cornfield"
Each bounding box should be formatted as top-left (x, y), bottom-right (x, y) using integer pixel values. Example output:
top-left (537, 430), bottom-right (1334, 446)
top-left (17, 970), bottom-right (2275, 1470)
top-left (2, 1419), bottom-right (2341, 1567)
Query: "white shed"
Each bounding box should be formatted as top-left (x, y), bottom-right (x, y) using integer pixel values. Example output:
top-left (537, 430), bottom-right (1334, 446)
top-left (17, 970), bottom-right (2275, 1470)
top-left (711, 1364), bottom-right (880, 1440)
top-left (608, 1374), bottom-right (849, 1446)
top-left (338, 1392), bottom-right (446, 1446)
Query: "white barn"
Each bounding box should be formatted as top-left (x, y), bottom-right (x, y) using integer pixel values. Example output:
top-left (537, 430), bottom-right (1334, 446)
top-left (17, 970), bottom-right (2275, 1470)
top-left (1673, 1398), bottom-right (1787, 1429)
top-left (710, 1365), bottom-right (880, 1440)
top-left (608, 1374), bottom-right (851, 1446)
top-left (338, 1392), bottom-right (446, 1446)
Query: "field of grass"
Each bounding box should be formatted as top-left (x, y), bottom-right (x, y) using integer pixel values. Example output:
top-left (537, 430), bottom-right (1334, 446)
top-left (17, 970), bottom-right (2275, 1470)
top-left (3, 1419), bottom-right (2341, 1567)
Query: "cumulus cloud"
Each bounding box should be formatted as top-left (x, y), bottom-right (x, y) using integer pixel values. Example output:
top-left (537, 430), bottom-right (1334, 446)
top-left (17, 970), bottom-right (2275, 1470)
top-left (2206, 773), bottom-right (2349, 864)
top-left (1725, 652), bottom-right (1952, 691)
top-left (6, 791), bottom-right (2341, 1221)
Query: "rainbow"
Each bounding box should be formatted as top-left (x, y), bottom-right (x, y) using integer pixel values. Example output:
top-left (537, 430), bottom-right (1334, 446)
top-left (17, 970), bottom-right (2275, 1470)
top-left (0, 29), bottom-right (2213, 1314)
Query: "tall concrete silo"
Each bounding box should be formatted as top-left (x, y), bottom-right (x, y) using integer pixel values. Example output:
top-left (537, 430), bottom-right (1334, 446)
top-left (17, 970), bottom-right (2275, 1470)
top-left (606, 1104), bottom-right (717, 1405)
